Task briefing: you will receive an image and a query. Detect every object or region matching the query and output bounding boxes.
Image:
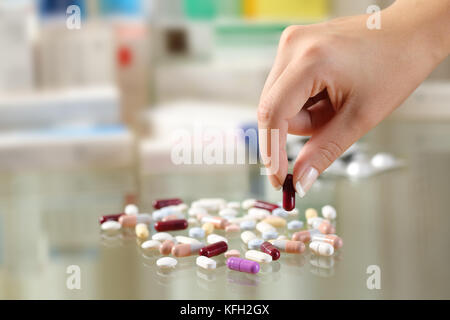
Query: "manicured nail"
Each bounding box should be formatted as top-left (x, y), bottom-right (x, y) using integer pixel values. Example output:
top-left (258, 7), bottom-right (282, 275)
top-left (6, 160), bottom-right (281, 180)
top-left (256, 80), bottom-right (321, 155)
top-left (275, 185), bottom-right (282, 191)
top-left (295, 167), bottom-right (319, 198)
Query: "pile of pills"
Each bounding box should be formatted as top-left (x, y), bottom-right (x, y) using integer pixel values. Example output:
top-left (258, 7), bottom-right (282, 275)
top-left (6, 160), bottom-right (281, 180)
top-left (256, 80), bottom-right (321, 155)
top-left (99, 197), bottom-right (343, 275)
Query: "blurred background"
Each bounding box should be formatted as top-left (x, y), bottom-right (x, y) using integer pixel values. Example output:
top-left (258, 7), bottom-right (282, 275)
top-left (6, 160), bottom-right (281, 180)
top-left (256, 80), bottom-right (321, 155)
top-left (0, 0), bottom-right (449, 299)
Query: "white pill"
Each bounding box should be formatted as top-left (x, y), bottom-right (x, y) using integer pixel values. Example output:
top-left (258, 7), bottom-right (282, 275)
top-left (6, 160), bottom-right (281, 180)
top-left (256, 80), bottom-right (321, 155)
top-left (175, 236), bottom-right (201, 245)
top-left (287, 208), bottom-right (299, 216)
top-left (245, 250), bottom-right (272, 263)
top-left (188, 207), bottom-right (208, 217)
top-left (277, 235), bottom-right (288, 240)
top-left (227, 201), bottom-right (241, 210)
top-left (272, 207), bottom-right (289, 218)
top-left (308, 217), bottom-right (325, 228)
top-left (241, 231), bottom-right (257, 244)
top-left (176, 203), bottom-right (188, 212)
top-left (152, 232), bottom-right (174, 242)
top-left (248, 238), bottom-right (264, 250)
top-left (321, 205), bottom-right (337, 220)
top-left (124, 204), bottom-right (139, 215)
top-left (241, 198), bottom-right (256, 210)
top-left (219, 208), bottom-right (238, 217)
top-left (141, 240), bottom-right (161, 250)
top-left (262, 230), bottom-right (278, 240)
top-left (371, 152), bottom-right (396, 169)
top-left (309, 241), bottom-right (334, 256)
top-left (248, 208), bottom-right (270, 220)
top-left (189, 227), bottom-right (205, 239)
top-left (156, 257), bottom-right (178, 268)
top-left (196, 256), bottom-right (217, 270)
top-left (240, 220), bottom-right (256, 231)
top-left (101, 220), bottom-right (121, 231)
top-left (207, 234), bottom-right (228, 244)
top-left (287, 220), bottom-right (304, 231)
top-left (256, 221), bottom-right (276, 233)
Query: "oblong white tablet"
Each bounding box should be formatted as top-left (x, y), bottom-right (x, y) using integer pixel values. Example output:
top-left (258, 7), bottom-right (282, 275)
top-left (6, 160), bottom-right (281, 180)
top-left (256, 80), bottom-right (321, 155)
top-left (101, 220), bottom-right (121, 231)
top-left (196, 256), bottom-right (217, 270)
top-left (207, 234), bottom-right (228, 244)
top-left (141, 240), bottom-right (161, 250)
top-left (175, 235), bottom-right (201, 245)
top-left (240, 231), bottom-right (257, 244)
top-left (245, 250), bottom-right (272, 263)
top-left (152, 232), bottom-right (174, 242)
top-left (156, 257), bottom-right (178, 268)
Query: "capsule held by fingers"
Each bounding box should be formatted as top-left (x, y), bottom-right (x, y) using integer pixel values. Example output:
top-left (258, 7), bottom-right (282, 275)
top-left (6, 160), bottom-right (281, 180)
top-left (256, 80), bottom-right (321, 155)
top-left (260, 241), bottom-right (280, 261)
top-left (154, 219), bottom-right (188, 232)
top-left (199, 241), bottom-right (228, 257)
top-left (282, 174), bottom-right (295, 211)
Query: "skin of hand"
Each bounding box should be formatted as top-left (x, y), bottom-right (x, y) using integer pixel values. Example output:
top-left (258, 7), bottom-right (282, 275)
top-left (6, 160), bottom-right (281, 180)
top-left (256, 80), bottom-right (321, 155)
top-left (257, 0), bottom-right (450, 196)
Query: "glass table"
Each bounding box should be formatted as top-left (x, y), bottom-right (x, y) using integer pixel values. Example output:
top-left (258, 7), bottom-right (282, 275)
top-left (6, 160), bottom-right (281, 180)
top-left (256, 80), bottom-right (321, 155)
top-left (1, 119), bottom-right (449, 299)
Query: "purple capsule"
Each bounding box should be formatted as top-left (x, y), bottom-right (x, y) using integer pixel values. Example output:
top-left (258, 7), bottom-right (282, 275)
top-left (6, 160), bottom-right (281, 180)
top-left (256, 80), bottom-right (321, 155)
top-left (226, 257), bottom-right (260, 274)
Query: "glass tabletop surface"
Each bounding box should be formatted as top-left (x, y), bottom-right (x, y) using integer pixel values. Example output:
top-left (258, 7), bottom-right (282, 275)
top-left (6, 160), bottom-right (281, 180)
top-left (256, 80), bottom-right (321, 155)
top-left (1, 119), bottom-right (450, 300)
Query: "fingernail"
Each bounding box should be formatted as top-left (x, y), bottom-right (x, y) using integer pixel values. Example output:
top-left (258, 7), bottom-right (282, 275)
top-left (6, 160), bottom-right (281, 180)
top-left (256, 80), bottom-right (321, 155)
top-left (275, 185), bottom-right (282, 191)
top-left (295, 167), bottom-right (319, 198)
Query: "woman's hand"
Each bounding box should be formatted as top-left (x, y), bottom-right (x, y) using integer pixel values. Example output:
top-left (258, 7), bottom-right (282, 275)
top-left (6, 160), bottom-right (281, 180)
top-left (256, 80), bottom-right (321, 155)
top-left (257, 0), bottom-right (450, 196)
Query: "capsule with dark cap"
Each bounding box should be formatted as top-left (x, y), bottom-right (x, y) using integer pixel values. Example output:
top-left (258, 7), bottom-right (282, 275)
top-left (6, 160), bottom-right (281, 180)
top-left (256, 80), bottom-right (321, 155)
top-left (260, 241), bottom-right (281, 260)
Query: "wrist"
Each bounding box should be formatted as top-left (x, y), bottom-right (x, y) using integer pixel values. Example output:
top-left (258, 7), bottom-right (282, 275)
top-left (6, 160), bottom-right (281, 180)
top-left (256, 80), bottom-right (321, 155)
top-left (388, 0), bottom-right (450, 63)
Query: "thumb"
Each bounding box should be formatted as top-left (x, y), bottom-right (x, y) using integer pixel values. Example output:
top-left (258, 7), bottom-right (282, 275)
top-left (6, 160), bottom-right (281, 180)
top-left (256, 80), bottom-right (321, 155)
top-left (292, 110), bottom-right (365, 197)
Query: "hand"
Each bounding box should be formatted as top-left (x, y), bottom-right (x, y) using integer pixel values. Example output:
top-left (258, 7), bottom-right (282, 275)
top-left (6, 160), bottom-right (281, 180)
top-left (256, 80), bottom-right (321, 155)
top-left (257, 0), bottom-right (450, 196)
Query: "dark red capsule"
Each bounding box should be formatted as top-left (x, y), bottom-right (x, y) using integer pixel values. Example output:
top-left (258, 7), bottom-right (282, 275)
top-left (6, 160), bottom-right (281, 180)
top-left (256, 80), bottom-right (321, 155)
top-left (260, 241), bottom-right (280, 261)
top-left (199, 241), bottom-right (228, 258)
top-left (253, 200), bottom-right (279, 212)
top-left (99, 213), bottom-right (124, 225)
top-left (152, 198), bottom-right (183, 209)
top-left (154, 219), bottom-right (188, 232)
top-left (282, 174), bottom-right (295, 211)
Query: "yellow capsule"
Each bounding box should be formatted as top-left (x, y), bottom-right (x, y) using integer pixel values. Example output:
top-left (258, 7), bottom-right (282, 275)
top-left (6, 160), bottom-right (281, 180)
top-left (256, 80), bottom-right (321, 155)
top-left (135, 223), bottom-right (149, 240)
top-left (263, 216), bottom-right (286, 228)
top-left (202, 222), bottom-right (215, 235)
top-left (305, 208), bottom-right (318, 220)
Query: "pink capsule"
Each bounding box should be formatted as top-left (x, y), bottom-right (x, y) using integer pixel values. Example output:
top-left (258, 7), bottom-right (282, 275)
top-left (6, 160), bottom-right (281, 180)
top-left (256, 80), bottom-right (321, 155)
top-left (283, 174), bottom-right (295, 211)
top-left (201, 216), bottom-right (228, 229)
top-left (152, 198), bottom-right (183, 209)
